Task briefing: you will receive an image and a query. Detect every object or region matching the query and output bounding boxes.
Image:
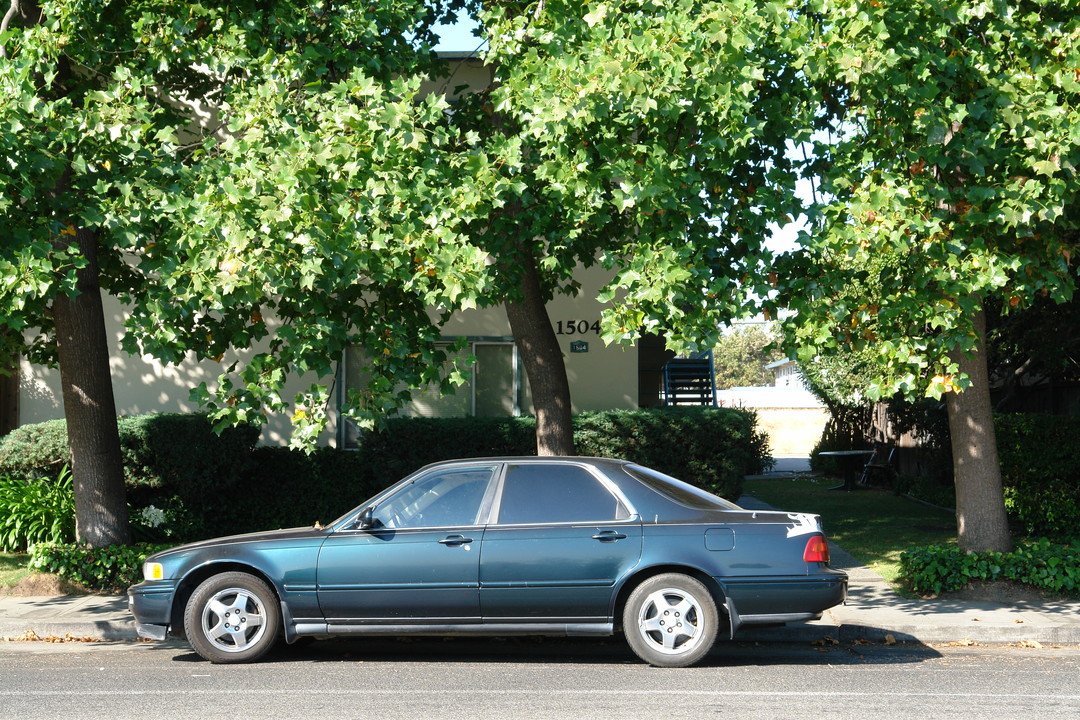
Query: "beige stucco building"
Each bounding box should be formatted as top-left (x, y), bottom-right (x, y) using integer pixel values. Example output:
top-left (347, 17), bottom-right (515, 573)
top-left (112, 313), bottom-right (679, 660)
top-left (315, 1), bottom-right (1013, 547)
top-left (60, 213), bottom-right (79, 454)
top-left (5, 263), bottom-right (658, 447)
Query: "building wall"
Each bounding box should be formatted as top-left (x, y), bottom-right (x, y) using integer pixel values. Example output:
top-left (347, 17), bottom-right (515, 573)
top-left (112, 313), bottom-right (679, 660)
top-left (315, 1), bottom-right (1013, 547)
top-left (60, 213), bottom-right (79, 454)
top-left (716, 385), bottom-right (827, 459)
top-left (17, 267), bottom-right (637, 445)
top-left (439, 264), bottom-right (638, 414)
top-left (17, 294), bottom-right (331, 446)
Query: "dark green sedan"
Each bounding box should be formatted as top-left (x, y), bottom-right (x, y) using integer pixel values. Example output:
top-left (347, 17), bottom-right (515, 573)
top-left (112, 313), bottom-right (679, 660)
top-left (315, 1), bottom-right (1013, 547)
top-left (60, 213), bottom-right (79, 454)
top-left (128, 457), bottom-right (847, 667)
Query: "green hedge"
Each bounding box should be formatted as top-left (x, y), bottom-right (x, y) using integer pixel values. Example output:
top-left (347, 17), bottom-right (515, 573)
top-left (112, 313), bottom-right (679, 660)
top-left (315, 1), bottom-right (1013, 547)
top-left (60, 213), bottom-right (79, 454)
top-left (994, 414), bottom-right (1080, 538)
top-left (360, 408), bottom-right (766, 501)
top-left (1, 408), bottom-right (769, 542)
top-left (0, 414), bottom-right (261, 539)
top-left (218, 408), bottom-right (768, 535)
top-left (899, 539), bottom-right (1080, 598)
top-left (572, 408), bottom-right (768, 498)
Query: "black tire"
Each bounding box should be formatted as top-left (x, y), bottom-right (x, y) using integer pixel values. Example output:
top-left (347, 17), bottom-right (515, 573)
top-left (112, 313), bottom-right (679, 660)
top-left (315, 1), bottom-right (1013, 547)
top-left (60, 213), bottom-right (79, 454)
top-left (183, 571), bottom-right (281, 664)
top-left (622, 573), bottom-right (718, 668)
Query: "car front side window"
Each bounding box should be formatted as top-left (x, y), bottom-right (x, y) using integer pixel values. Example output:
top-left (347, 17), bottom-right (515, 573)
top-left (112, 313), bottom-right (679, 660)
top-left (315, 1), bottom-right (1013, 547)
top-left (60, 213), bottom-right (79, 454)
top-left (374, 466), bottom-right (495, 529)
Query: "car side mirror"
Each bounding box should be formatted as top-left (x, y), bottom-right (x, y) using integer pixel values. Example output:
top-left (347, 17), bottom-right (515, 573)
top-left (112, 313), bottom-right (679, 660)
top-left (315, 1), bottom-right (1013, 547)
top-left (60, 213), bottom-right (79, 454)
top-left (354, 507), bottom-right (376, 531)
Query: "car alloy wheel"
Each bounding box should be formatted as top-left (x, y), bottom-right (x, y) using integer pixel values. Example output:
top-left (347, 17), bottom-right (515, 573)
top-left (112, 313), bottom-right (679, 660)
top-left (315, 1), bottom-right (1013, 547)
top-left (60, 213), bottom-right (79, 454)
top-left (184, 571), bottom-right (281, 664)
top-left (623, 573), bottom-right (718, 668)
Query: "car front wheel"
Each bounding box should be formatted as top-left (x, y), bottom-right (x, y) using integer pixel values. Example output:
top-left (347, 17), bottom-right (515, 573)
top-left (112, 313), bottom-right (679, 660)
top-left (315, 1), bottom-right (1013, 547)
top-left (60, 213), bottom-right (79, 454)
top-left (184, 571), bottom-right (281, 664)
top-left (623, 573), bottom-right (718, 668)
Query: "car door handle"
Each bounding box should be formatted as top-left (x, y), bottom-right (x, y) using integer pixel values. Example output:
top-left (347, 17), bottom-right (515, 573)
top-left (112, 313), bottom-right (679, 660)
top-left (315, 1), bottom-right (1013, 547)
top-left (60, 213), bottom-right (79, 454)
top-left (592, 530), bottom-right (627, 542)
top-left (438, 535), bottom-right (473, 546)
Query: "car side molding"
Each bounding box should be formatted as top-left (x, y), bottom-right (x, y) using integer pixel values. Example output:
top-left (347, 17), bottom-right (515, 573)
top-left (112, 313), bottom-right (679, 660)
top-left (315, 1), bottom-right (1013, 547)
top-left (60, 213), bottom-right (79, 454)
top-left (290, 622), bottom-right (615, 639)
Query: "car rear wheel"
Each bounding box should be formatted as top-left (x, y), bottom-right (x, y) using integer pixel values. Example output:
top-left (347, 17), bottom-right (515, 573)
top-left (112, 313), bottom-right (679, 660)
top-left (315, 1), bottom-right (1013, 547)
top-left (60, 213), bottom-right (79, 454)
top-left (184, 572), bottom-right (281, 664)
top-left (623, 573), bottom-right (718, 668)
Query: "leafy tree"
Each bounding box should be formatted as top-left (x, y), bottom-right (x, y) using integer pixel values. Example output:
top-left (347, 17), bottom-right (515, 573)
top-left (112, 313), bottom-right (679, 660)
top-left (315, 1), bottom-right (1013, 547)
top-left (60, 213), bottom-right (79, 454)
top-left (434, 0), bottom-right (816, 453)
top-left (781, 0), bottom-right (1080, 552)
top-left (0, 0), bottom-right (464, 545)
top-left (712, 324), bottom-right (784, 390)
top-left (4, 0), bottom-right (817, 555)
top-left (128, 0), bottom-right (822, 457)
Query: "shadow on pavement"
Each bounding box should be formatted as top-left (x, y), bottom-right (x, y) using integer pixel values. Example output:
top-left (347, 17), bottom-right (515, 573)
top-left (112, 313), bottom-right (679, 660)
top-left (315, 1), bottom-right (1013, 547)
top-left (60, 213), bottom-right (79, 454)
top-left (160, 635), bottom-right (942, 668)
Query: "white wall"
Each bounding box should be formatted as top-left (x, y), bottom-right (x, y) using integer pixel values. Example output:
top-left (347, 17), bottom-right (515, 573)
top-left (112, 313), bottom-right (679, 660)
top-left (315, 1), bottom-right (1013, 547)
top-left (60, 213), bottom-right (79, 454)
top-left (19, 294), bottom-right (332, 446)
top-left (19, 265), bottom-right (637, 445)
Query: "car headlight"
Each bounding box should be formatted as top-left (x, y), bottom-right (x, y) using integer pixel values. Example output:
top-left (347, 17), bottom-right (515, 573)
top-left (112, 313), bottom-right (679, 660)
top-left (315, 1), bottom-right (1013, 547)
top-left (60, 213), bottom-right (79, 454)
top-left (143, 562), bottom-right (165, 581)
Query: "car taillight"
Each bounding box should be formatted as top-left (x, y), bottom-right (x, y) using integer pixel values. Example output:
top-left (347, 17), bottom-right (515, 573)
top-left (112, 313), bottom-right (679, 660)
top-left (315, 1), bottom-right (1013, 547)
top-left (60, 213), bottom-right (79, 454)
top-left (803, 535), bottom-right (830, 563)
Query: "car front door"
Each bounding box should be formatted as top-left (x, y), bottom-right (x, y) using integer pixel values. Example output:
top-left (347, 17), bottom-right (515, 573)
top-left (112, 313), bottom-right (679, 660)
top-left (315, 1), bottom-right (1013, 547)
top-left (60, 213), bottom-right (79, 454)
top-left (317, 465), bottom-right (496, 624)
top-left (479, 462), bottom-right (643, 622)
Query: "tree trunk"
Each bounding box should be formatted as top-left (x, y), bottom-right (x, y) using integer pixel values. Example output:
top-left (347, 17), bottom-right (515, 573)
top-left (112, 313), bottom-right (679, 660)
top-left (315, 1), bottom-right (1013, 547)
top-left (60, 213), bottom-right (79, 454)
top-left (51, 228), bottom-right (131, 547)
top-left (503, 249), bottom-right (575, 457)
top-left (946, 305), bottom-right (1011, 554)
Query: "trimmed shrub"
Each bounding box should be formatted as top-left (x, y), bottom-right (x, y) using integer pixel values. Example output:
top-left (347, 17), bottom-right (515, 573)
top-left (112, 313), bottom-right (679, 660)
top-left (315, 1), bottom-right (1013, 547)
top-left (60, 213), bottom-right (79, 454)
top-left (994, 414), bottom-right (1080, 538)
top-left (572, 408), bottom-right (768, 500)
top-left (218, 408), bottom-right (767, 534)
top-left (0, 414), bottom-right (259, 496)
top-left (0, 419), bottom-right (70, 477)
top-left (218, 447), bottom-right (383, 534)
top-left (2, 408), bottom-right (769, 540)
top-left (117, 413), bottom-right (260, 500)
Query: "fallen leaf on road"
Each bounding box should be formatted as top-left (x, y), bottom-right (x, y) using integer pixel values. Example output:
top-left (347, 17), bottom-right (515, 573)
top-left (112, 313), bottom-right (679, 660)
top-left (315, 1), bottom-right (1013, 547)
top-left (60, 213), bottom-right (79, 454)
top-left (935, 638), bottom-right (980, 647)
top-left (10, 629), bottom-right (100, 643)
top-left (1013, 619), bottom-right (1024, 624)
top-left (1014, 640), bottom-right (1044, 649)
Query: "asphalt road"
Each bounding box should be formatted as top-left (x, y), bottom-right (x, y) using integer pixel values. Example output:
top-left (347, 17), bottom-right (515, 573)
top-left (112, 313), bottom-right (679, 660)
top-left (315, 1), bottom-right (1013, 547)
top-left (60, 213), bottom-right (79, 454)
top-left (2, 637), bottom-right (1078, 720)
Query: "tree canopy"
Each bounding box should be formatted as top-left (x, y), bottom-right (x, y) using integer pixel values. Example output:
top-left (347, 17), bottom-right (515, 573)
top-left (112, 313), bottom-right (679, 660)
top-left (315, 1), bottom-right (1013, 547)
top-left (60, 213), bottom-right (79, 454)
top-left (780, 0), bottom-right (1079, 552)
top-left (4, 1), bottom-right (1077, 551)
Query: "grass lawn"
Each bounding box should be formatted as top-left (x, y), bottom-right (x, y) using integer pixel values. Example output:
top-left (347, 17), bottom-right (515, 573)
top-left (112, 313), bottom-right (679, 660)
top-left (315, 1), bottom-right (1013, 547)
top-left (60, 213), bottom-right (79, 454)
top-left (0, 552), bottom-right (32, 589)
top-left (742, 475), bottom-right (957, 586)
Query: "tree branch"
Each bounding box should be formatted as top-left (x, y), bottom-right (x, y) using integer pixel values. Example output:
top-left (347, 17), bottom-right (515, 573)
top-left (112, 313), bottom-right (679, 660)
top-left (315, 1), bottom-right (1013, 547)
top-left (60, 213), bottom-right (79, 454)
top-left (1, 1), bottom-right (18, 59)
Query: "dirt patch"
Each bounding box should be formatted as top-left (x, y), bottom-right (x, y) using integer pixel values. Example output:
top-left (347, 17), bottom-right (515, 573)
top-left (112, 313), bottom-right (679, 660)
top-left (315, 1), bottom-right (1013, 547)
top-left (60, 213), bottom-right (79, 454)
top-left (943, 580), bottom-right (1053, 604)
top-left (0, 573), bottom-right (88, 597)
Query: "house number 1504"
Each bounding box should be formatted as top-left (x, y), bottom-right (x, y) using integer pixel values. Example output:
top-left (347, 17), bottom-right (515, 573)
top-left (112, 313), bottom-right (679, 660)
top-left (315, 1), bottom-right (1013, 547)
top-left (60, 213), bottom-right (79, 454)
top-left (555, 319), bottom-right (601, 335)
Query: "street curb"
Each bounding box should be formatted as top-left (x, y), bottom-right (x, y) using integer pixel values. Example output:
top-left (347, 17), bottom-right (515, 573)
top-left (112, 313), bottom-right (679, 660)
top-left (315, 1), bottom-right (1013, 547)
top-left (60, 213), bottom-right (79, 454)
top-left (4, 612), bottom-right (1078, 648)
top-left (1, 618), bottom-right (139, 642)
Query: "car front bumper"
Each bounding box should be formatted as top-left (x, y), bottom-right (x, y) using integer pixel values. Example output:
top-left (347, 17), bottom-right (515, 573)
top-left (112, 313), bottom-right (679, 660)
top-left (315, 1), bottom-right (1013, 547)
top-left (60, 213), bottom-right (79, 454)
top-left (128, 579), bottom-right (179, 640)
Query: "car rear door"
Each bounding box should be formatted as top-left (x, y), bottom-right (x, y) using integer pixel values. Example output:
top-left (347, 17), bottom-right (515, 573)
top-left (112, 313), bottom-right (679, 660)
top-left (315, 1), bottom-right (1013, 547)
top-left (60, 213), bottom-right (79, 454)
top-left (479, 462), bottom-right (643, 622)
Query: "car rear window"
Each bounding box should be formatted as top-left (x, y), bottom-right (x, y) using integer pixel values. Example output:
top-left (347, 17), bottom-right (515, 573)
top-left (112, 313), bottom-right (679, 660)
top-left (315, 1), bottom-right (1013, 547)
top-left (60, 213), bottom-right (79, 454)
top-left (624, 464), bottom-right (741, 511)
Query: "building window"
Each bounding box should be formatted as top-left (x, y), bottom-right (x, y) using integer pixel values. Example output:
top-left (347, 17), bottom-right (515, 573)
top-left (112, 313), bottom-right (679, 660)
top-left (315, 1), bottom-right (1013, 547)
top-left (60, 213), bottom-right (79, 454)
top-left (340, 339), bottom-right (523, 447)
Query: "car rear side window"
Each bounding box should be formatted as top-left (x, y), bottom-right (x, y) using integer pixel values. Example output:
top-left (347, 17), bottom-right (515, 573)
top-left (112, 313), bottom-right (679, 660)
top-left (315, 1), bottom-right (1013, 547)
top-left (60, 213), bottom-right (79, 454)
top-left (624, 464), bottom-right (741, 511)
top-left (497, 464), bottom-right (629, 524)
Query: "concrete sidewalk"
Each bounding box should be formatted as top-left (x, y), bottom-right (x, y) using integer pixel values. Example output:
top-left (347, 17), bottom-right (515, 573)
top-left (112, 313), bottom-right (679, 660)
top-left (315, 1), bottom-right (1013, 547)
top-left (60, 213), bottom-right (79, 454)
top-left (1, 492), bottom-right (1078, 648)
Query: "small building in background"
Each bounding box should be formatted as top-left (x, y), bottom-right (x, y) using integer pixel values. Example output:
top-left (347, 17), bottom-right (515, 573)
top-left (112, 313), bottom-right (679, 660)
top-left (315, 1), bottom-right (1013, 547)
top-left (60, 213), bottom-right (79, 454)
top-left (717, 359), bottom-right (826, 461)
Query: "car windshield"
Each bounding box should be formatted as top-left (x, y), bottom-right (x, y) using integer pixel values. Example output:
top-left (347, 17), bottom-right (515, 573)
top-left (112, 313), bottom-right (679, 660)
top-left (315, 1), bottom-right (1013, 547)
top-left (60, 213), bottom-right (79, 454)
top-left (624, 464), bottom-right (742, 511)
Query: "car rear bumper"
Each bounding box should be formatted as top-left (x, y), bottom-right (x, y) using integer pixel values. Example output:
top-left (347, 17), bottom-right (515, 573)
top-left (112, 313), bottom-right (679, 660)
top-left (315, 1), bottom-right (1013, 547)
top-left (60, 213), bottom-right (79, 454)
top-left (718, 571), bottom-right (848, 637)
